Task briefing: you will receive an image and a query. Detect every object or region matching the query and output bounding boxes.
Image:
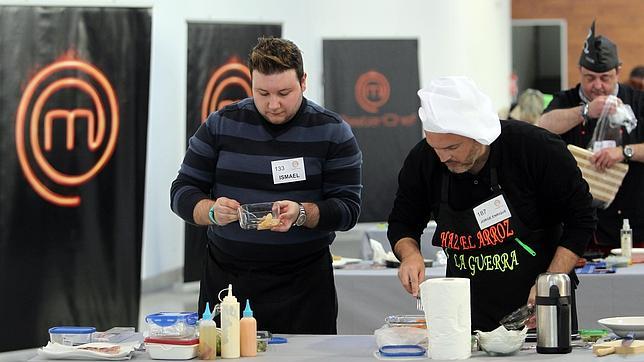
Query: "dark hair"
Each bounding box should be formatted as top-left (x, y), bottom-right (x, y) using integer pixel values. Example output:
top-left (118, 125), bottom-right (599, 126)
top-left (630, 65), bottom-right (644, 78)
top-left (249, 37), bottom-right (304, 80)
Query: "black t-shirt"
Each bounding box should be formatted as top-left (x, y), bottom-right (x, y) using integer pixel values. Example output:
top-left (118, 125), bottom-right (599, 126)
top-left (387, 120), bottom-right (595, 257)
top-left (543, 84), bottom-right (644, 246)
top-left (387, 120), bottom-right (595, 331)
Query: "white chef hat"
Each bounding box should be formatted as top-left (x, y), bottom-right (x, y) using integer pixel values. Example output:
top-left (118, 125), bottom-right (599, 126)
top-left (418, 76), bottom-right (500, 145)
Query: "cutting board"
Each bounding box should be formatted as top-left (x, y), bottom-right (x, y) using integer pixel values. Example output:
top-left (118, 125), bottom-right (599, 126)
top-left (593, 340), bottom-right (644, 356)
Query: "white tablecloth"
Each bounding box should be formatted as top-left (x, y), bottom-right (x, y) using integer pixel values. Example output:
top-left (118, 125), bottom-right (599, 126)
top-left (335, 263), bottom-right (644, 334)
top-left (3, 335), bottom-right (643, 361)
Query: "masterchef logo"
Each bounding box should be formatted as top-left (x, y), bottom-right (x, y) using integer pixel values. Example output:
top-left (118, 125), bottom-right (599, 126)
top-left (344, 70), bottom-right (416, 128)
top-left (15, 58), bottom-right (119, 207)
top-left (201, 60), bottom-right (251, 122)
top-left (355, 70), bottom-right (390, 113)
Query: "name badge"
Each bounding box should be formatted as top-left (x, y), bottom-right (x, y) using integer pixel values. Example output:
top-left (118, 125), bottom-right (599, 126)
top-left (473, 194), bottom-right (511, 230)
top-left (271, 157), bottom-right (306, 184)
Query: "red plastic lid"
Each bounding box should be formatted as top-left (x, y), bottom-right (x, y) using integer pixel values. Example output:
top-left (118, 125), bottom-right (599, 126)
top-left (144, 337), bottom-right (199, 345)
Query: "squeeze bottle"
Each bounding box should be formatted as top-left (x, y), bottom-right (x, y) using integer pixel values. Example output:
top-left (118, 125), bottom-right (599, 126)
top-left (240, 300), bottom-right (258, 357)
top-left (198, 302), bottom-right (217, 359)
top-left (621, 218), bottom-right (633, 265)
top-left (220, 284), bottom-right (240, 358)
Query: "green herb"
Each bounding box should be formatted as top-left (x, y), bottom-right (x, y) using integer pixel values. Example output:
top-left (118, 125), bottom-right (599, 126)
top-left (257, 340), bottom-right (268, 352)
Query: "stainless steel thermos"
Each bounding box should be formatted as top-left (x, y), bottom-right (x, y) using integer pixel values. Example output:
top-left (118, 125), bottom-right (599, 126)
top-left (536, 272), bottom-right (572, 354)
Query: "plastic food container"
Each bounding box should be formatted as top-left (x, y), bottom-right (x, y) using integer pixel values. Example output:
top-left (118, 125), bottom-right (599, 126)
top-left (257, 330), bottom-right (272, 352)
top-left (144, 337), bottom-right (200, 345)
top-left (579, 329), bottom-right (608, 342)
top-left (238, 202), bottom-right (280, 230)
top-left (145, 312), bottom-right (198, 339)
top-left (500, 304), bottom-right (534, 330)
top-left (385, 315), bottom-right (427, 329)
top-left (48, 326), bottom-right (96, 346)
top-left (145, 338), bottom-right (199, 360)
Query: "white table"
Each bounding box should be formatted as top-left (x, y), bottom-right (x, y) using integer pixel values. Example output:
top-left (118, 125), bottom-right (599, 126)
top-left (3, 335), bottom-right (643, 361)
top-left (334, 263), bottom-right (644, 334)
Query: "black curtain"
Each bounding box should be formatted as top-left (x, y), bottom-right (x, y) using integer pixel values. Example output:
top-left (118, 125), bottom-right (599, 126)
top-left (0, 6), bottom-right (151, 351)
top-left (323, 39), bottom-right (422, 221)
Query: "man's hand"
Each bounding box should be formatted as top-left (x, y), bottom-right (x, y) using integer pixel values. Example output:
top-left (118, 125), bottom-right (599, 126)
top-left (394, 238), bottom-right (426, 297)
top-left (272, 200), bottom-right (299, 232)
top-left (210, 197), bottom-right (241, 226)
top-left (587, 95), bottom-right (620, 119)
top-left (525, 284), bottom-right (537, 329)
top-left (590, 146), bottom-right (624, 171)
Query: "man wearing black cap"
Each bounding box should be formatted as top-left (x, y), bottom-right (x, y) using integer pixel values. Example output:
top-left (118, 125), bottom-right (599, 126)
top-left (539, 21), bottom-right (644, 252)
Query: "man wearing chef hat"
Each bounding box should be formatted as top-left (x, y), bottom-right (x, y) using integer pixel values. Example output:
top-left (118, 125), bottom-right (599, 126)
top-left (539, 20), bottom-right (644, 253)
top-left (387, 76), bottom-right (596, 332)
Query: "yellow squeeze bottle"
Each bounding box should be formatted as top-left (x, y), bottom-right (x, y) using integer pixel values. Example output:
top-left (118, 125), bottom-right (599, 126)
top-left (220, 284), bottom-right (240, 358)
top-left (199, 302), bottom-right (217, 360)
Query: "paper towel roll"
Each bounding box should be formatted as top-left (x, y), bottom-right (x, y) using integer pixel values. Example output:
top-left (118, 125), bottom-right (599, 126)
top-left (420, 278), bottom-right (471, 360)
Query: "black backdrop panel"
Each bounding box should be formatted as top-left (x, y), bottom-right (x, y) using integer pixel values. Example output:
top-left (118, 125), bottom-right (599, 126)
top-left (184, 23), bottom-right (281, 282)
top-left (0, 6), bottom-right (151, 351)
top-left (323, 40), bottom-right (422, 222)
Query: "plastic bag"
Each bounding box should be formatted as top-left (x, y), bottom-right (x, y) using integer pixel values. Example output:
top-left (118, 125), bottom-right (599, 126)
top-left (588, 95), bottom-right (638, 152)
top-left (475, 326), bottom-right (527, 355)
top-left (374, 325), bottom-right (428, 349)
top-left (435, 250), bottom-right (447, 266)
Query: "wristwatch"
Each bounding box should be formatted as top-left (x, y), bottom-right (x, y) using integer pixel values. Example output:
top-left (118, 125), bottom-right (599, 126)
top-left (623, 145), bottom-right (634, 161)
top-left (581, 103), bottom-right (590, 124)
top-left (295, 203), bottom-right (307, 227)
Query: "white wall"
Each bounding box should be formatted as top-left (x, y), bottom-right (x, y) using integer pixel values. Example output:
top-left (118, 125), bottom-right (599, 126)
top-left (1, 0), bottom-right (511, 280)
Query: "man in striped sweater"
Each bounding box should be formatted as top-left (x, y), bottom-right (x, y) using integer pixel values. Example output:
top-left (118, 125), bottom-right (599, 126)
top-left (170, 37), bottom-right (362, 334)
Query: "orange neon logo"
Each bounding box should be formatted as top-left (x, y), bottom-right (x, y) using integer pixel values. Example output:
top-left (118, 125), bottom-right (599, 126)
top-left (354, 70), bottom-right (391, 114)
top-left (200, 59), bottom-right (251, 122)
top-left (15, 59), bottom-right (119, 207)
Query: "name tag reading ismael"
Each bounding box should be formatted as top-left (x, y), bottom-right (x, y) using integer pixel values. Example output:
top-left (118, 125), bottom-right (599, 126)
top-left (271, 157), bottom-right (306, 184)
top-left (473, 194), bottom-right (511, 230)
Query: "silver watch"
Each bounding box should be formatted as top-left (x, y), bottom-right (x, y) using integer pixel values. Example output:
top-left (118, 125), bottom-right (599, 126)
top-left (581, 103), bottom-right (590, 123)
top-left (295, 203), bottom-right (307, 226)
top-left (623, 145), bottom-right (634, 161)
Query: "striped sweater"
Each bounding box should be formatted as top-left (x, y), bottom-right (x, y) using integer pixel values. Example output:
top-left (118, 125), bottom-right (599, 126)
top-left (171, 97), bottom-right (362, 260)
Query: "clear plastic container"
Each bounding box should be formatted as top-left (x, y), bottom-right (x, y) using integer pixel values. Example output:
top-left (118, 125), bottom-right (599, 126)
top-left (238, 202), bottom-right (280, 230)
top-left (145, 312), bottom-right (198, 339)
top-left (49, 326), bottom-right (96, 346)
top-left (384, 315), bottom-right (427, 329)
top-left (257, 330), bottom-right (272, 353)
top-left (500, 304), bottom-right (534, 330)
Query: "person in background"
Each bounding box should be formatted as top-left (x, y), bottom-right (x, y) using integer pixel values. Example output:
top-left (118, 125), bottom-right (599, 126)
top-left (509, 88), bottom-right (545, 125)
top-left (629, 65), bottom-right (644, 91)
top-left (538, 21), bottom-right (644, 253)
top-left (170, 37), bottom-right (362, 334)
top-left (387, 76), bottom-right (595, 332)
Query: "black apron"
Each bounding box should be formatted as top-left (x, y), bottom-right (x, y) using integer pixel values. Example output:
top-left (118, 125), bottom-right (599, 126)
top-left (431, 149), bottom-right (578, 332)
top-left (199, 242), bottom-right (338, 334)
